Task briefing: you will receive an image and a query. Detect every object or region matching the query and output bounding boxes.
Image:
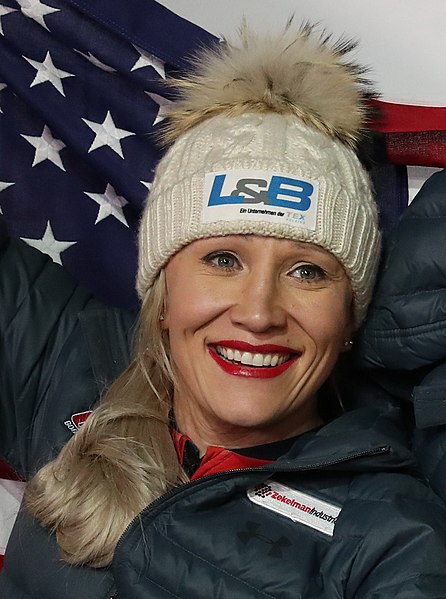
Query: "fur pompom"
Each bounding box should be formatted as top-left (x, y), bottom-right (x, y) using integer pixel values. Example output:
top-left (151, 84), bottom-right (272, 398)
top-left (161, 19), bottom-right (377, 148)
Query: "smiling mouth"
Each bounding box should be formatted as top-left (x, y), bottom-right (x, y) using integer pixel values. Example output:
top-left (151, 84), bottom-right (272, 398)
top-left (215, 345), bottom-right (291, 368)
top-left (208, 343), bottom-right (299, 378)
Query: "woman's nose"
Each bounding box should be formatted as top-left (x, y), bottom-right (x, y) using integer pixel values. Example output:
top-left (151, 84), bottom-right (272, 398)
top-left (229, 273), bottom-right (287, 333)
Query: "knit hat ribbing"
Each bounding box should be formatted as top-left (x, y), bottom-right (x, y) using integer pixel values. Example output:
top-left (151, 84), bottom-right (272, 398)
top-left (136, 22), bottom-right (381, 327)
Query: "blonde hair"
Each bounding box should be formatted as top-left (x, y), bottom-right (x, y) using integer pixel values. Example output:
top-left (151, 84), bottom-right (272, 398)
top-left (25, 272), bottom-right (187, 568)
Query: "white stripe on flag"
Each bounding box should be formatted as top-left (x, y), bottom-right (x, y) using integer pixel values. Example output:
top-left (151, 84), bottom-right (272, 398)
top-left (0, 479), bottom-right (25, 554)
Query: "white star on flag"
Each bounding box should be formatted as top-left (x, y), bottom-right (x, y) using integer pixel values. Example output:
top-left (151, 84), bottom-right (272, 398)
top-left (0, 180), bottom-right (15, 213)
top-left (0, 180), bottom-right (15, 193)
top-left (74, 50), bottom-right (116, 73)
top-left (21, 125), bottom-right (66, 170)
top-left (84, 183), bottom-right (129, 227)
top-left (25, 51), bottom-right (75, 97)
top-left (0, 6), bottom-right (17, 35)
top-left (131, 46), bottom-right (165, 78)
top-left (140, 180), bottom-right (152, 191)
top-left (82, 111), bottom-right (135, 159)
top-left (18, 0), bottom-right (60, 31)
top-left (146, 92), bottom-right (173, 125)
top-left (21, 221), bottom-right (77, 265)
top-left (0, 82), bottom-right (6, 113)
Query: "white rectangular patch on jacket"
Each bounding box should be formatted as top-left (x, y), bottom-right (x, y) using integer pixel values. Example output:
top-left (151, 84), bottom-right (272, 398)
top-left (247, 482), bottom-right (341, 536)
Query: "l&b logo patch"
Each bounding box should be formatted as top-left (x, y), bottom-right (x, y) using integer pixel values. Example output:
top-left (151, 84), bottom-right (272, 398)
top-left (202, 170), bottom-right (319, 230)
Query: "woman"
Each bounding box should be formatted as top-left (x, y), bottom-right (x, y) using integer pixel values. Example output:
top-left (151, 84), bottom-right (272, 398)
top-left (3, 22), bottom-right (446, 598)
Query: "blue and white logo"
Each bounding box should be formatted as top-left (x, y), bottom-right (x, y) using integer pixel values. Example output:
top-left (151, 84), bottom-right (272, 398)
top-left (202, 170), bottom-right (319, 229)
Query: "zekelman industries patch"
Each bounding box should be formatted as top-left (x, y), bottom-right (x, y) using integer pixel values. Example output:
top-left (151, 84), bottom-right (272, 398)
top-left (64, 410), bottom-right (93, 435)
top-left (248, 481), bottom-right (341, 536)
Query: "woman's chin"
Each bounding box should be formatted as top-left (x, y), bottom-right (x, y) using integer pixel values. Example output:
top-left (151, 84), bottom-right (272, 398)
top-left (206, 406), bottom-right (294, 443)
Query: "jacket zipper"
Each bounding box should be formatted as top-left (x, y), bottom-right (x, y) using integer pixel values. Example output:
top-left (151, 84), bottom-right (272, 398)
top-left (112, 444), bottom-right (390, 560)
top-left (109, 445), bottom-right (389, 598)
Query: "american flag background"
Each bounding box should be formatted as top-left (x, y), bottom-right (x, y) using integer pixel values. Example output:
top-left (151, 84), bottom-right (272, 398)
top-left (0, 0), bottom-right (445, 569)
top-left (0, 0), bottom-right (217, 569)
top-left (0, 0), bottom-right (216, 308)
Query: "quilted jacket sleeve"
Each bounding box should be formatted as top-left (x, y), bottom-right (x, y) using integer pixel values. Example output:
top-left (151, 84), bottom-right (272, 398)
top-left (354, 169), bottom-right (446, 505)
top-left (355, 169), bottom-right (446, 371)
top-left (349, 492), bottom-right (446, 598)
top-left (0, 218), bottom-right (135, 479)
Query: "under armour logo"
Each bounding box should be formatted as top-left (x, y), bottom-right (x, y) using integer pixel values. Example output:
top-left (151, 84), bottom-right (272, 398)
top-left (238, 521), bottom-right (292, 557)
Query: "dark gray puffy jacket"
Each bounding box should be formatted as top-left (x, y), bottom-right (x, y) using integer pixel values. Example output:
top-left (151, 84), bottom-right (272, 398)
top-left (4, 406), bottom-right (446, 599)
top-left (0, 221), bottom-right (136, 479)
top-left (355, 169), bottom-right (446, 502)
top-left (3, 221), bottom-right (446, 598)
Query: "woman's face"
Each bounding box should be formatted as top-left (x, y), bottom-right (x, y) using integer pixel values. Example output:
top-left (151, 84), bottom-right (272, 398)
top-left (163, 235), bottom-right (353, 451)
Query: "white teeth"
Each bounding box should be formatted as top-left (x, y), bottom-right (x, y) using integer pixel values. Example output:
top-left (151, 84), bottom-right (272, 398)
top-left (241, 352), bottom-right (252, 365)
top-left (215, 346), bottom-right (290, 368)
top-left (252, 353), bottom-right (264, 367)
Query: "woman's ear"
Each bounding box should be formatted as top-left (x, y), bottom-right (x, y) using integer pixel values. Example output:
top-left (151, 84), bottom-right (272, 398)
top-left (159, 313), bottom-right (169, 330)
top-left (341, 339), bottom-right (354, 352)
top-left (159, 269), bottom-right (169, 329)
top-left (341, 307), bottom-right (355, 353)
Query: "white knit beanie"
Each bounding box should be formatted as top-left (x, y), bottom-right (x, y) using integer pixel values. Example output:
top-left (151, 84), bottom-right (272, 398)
top-left (137, 22), bottom-right (381, 327)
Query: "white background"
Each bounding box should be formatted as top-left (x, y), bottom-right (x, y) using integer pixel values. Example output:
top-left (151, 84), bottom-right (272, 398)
top-left (160, 0), bottom-right (446, 107)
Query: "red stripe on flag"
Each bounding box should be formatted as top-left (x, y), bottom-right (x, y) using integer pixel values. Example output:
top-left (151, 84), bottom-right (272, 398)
top-left (386, 130), bottom-right (446, 167)
top-left (0, 460), bottom-right (21, 482)
top-left (372, 99), bottom-right (446, 134)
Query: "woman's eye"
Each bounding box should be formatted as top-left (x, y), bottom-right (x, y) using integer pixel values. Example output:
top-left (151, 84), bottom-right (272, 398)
top-left (290, 264), bottom-right (326, 281)
top-left (203, 252), bottom-right (240, 270)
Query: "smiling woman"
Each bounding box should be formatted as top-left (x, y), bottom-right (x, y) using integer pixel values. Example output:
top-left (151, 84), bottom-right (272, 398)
top-left (7, 19), bottom-right (446, 599)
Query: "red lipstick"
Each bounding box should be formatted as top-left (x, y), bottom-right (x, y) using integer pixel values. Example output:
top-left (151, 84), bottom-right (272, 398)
top-left (212, 340), bottom-right (295, 353)
top-left (208, 341), bottom-right (300, 379)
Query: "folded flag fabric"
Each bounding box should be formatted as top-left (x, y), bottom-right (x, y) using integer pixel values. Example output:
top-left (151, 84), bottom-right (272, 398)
top-left (0, 0), bottom-right (216, 309)
top-left (373, 99), bottom-right (446, 168)
top-left (0, 461), bottom-right (25, 570)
